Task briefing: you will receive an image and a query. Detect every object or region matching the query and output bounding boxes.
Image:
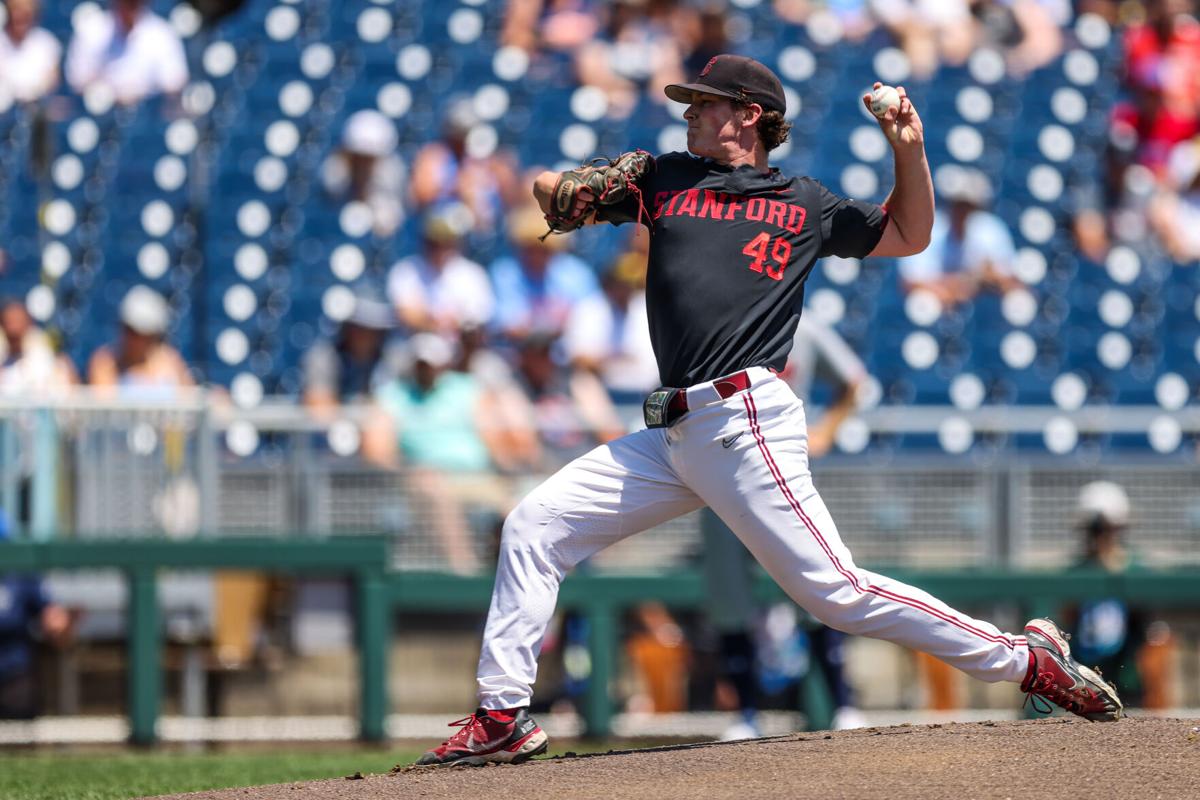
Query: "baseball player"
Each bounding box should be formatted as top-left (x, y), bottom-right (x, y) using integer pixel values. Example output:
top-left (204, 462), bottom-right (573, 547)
top-left (417, 54), bottom-right (1121, 767)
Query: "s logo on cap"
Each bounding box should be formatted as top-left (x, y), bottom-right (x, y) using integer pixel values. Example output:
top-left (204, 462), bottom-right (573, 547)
top-left (700, 56), bottom-right (718, 77)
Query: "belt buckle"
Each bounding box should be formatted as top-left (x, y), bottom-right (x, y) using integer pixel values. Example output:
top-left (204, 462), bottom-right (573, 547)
top-left (643, 388), bottom-right (681, 429)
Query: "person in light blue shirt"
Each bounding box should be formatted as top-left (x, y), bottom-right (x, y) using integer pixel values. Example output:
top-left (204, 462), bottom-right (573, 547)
top-left (375, 356), bottom-right (490, 474)
top-left (898, 170), bottom-right (1022, 308)
top-left (366, 333), bottom-right (515, 574)
top-left (489, 205), bottom-right (600, 341)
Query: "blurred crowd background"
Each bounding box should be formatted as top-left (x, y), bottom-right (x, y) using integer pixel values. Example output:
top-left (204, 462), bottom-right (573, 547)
top-left (2, 0), bottom-right (1200, 436)
top-left (2, 0), bottom-right (1199, 737)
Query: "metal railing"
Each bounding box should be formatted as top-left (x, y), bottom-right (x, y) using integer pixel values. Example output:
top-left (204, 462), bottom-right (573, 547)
top-left (8, 537), bottom-right (1199, 743)
top-left (2, 391), bottom-right (1199, 570)
top-left (4, 392), bottom-right (1200, 743)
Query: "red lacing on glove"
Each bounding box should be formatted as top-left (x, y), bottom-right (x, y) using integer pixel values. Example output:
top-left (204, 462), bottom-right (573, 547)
top-left (591, 152), bottom-right (653, 232)
top-left (625, 178), bottom-right (651, 233)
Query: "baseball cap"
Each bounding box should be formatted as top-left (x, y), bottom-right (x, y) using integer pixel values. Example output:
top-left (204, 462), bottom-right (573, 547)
top-left (1077, 481), bottom-right (1130, 529)
top-left (422, 203), bottom-right (472, 245)
top-left (120, 285), bottom-right (170, 336)
top-left (342, 110), bottom-right (398, 158)
top-left (937, 166), bottom-right (993, 207)
top-left (408, 333), bottom-right (455, 368)
top-left (508, 204), bottom-right (566, 250)
top-left (443, 98), bottom-right (479, 137)
top-left (664, 54), bottom-right (786, 114)
top-left (346, 282), bottom-right (396, 330)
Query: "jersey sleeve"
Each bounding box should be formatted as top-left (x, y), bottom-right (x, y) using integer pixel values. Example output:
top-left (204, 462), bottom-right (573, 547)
top-left (816, 182), bottom-right (888, 259)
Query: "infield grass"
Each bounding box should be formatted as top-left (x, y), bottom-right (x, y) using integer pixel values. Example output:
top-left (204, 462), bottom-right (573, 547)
top-left (0, 740), bottom-right (654, 800)
top-left (0, 748), bottom-right (420, 800)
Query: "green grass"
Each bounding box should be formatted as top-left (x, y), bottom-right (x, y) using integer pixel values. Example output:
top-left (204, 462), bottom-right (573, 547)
top-left (0, 747), bottom-right (422, 800)
top-left (0, 740), bottom-right (664, 800)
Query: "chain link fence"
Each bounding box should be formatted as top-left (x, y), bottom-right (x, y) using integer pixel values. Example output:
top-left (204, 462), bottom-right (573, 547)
top-left (4, 394), bottom-right (1200, 572)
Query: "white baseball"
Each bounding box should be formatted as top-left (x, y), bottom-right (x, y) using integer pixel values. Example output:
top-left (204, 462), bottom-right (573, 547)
top-left (870, 85), bottom-right (901, 118)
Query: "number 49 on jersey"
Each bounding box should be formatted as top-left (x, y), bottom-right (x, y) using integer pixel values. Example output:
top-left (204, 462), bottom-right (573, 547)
top-left (742, 232), bottom-right (792, 281)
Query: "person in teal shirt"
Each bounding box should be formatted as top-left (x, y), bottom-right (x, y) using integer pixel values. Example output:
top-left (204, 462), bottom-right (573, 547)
top-left (367, 333), bottom-right (514, 574)
top-left (376, 343), bottom-right (490, 473)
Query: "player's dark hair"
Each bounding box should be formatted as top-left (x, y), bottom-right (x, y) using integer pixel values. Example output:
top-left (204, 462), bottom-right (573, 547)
top-left (755, 109), bottom-right (791, 152)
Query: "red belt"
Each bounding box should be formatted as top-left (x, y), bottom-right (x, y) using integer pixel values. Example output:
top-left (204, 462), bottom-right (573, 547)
top-left (665, 369), bottom-right (753, 421)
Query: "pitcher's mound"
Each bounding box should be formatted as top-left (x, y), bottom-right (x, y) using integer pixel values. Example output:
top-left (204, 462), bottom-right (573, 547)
top-left (149, 717), bottom-right (1200, 800)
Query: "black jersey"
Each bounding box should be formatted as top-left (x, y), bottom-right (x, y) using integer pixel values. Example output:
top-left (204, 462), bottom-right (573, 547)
top-left (601, 152), bottom-right (887, 387)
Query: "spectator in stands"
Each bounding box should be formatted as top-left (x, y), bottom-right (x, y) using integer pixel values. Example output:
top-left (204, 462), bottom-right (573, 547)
top-left (0, 298), bottom-right (76, 397)
top-left (455, 323), bottom-right (516, 391)
top-left (783, 314), bottom-right (869, 458)
top-left (321, 110), bottom-right (406, 239)
top-left (625, 601), bottom-right (690, 713)
top-left (898, 170), bottom-right (1022, 308)
top-left (302, 282), bottom-right (404, 419)
top-left (972, 0), bottom-right (1063, 77)
top-left (490, 205), bottom-right (599, 342)
top-left (365, 333), bottom-right (515, 574)
top-left (408, 100), bottom-right (521, 234)
top-left (501, 0), bottom-right (598, 54)
top-left (869, 0), bottom-right (974, 79)
top-left (453, 323), bottom-right (542, 476)
top-left (0, 300), bottom-right (76, 534)
top-left (563, 239), bottom-right (659, 401)
top-left (1116, 0), bottom-right (1200, 175)
top-left (1077, 0), bottom-right (1120, 23)
top-left (64, 0), bottom-right (188, 106)
top-left (873, 0), bottom-right (1060, 79)
top-left (575, 0), bottom-right (687, 118)
top-left (88, 286), bottom-right (192, 395)
top-left (0, 521), bottom-right (72, 719)
top-left (386, 207), bottom-right (496, 335)
top-left (1062, 481), bottom-right (1153, 707)
top-left (773, 0), bottom-right (877, 40)
top-left (676, 1), bottom-right (731, 77)
top-left (0, 0), bottom-right (61, 103)
top-left (508, 329), bottom-right (626, 471)
top-left (1148, 137), bottom-right (1200, 262)
top-left (1070, 196), bottom-right (1112, 266)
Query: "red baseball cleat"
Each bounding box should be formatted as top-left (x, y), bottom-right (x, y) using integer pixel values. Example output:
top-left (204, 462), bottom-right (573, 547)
top-left (1021, 618), bottom-right (1123, 722)
top-left (415, 708), bottom-right (549, 767)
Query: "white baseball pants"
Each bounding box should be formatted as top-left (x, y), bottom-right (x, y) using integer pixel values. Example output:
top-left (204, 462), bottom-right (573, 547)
top-left (476, 368), bottom-right (1029, 709)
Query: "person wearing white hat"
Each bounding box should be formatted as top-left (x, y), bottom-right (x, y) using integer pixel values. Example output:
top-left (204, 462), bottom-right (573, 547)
top-left (1064, 480), bottom-right (1152, 706)
top-left (87, 285), bottom-right (191, 395)
top-left (365, 332), bottom-right (517, 575)
top-left (386, 204), bottom-right (496, 335)
top-left (321, 109), bottom-right (406, 237)
top-left (302, 282), bottom-right (404, 418)
top-left (898, 167), bottom-right (1022, 309)
top-left (1077, 481), bottom-right (1131, 539)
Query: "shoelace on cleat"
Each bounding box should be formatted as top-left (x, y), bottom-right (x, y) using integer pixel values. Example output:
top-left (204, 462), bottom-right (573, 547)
top-left (1023, 670), bottom-right (1096, 715)
top-left (440, 712), bottom-right (491, 747)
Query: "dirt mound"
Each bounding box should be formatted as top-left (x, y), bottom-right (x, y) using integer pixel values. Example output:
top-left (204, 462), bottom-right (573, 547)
top-left (148, 717), bottom-right (1200, 800)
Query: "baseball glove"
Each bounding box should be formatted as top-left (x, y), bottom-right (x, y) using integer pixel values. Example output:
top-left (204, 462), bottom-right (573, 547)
top-left (542, 150), bottom-right (655, 237)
